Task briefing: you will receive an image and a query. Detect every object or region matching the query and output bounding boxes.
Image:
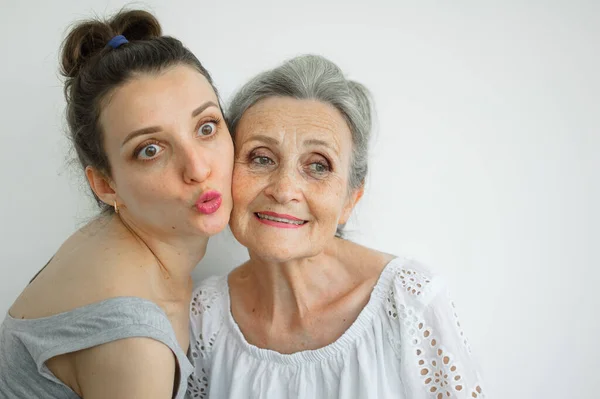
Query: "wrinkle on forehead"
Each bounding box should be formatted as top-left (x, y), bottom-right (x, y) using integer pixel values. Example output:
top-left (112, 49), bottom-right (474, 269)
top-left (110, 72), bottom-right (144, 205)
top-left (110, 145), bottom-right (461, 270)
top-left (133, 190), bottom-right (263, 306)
top-left (236, 98), bottom-right (350, 156)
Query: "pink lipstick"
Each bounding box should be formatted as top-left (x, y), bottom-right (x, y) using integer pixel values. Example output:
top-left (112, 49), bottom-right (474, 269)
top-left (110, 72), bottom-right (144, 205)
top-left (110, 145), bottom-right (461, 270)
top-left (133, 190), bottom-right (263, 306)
top-left (195, 190), bottom-right (222, 214)
top-left (254, 211), bottom-right (307, 229)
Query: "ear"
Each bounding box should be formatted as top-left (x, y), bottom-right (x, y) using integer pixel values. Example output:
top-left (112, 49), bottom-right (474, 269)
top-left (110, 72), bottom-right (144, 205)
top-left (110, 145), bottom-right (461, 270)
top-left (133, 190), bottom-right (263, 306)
top-left (339, 183), bottom-right (365, 225)
top-left (85, 166), bottom-right (117, 207)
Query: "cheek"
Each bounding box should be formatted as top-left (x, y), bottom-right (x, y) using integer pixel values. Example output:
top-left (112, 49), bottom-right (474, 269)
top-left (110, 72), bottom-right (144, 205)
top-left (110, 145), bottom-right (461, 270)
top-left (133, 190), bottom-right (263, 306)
top-left (111, 164), bottom-right (169, 205)
top-left (310, 178), bottom-right (347, 213)
top-left (232, 169), bottom-right (257, 206)
top-left (317, 199), bottom-right (345, 223)
top-left (128, 179), bottom-right (168, 205)
top-left (217, 137), bottom-right (235, 177)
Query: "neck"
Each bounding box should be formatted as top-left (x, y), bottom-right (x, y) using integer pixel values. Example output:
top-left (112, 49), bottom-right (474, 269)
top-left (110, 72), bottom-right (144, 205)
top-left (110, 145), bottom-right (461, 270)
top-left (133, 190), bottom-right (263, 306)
top-left (112, 213), bottom-right (208, 294)
top-left (243, 239), bottom-right (354, 323)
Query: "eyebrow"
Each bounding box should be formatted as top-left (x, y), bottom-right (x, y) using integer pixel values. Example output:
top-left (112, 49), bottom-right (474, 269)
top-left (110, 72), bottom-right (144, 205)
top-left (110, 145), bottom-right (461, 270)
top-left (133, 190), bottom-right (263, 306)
top-left (121, 101), bottom-right (220, 147)
top-left (192, 101), bottom-right (219, 117)
top-left (245, 135), bottom-right (280, 146)
top-left (245, 135), bottom-right (338, 153)
top-left (303, 138), bottom-right (337, 152)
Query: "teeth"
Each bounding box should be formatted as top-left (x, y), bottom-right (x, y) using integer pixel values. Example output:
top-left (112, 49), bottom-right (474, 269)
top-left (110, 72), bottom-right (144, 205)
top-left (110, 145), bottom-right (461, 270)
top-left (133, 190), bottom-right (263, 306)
top-left (257, 213), bottom-right (305, 225)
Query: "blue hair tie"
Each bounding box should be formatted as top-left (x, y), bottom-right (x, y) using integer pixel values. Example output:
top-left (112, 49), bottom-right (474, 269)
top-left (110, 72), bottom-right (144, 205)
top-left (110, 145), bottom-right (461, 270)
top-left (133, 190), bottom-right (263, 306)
top-left (107, 35), bottom-right (129, 49)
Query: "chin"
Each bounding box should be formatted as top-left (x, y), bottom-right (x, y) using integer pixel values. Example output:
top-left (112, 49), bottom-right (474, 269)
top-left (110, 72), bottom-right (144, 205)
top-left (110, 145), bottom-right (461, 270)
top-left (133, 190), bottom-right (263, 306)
top-left (250, 241), bottom-right (323, 263)
top-left (251, 249), bottom-right (300, 263)
top-left (193, 210), bottom-right (231, 237)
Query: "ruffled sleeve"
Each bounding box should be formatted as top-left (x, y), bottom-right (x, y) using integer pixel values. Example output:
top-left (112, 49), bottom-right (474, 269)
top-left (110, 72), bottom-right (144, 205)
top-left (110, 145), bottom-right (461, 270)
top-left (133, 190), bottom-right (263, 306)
top-left (385, 261), bottom-right (486, 399)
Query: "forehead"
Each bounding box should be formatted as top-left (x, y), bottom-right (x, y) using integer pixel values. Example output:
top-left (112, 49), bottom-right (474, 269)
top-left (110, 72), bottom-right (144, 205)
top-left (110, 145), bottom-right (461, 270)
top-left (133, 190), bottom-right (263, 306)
top-left (100, 65), bottom-right (218, 135)
top-left (236, 97), bottom-right (352, 148)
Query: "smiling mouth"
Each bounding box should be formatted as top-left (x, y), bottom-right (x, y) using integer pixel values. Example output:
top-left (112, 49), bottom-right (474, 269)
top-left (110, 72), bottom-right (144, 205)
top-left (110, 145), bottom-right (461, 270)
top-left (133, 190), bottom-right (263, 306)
top-left (255, 212), bottom-right (307, 226)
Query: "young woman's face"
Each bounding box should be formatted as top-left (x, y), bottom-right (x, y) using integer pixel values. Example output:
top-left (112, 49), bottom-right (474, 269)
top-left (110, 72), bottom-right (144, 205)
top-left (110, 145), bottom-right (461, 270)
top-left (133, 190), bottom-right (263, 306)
top-left (98, 65), bottom-right (234, 238)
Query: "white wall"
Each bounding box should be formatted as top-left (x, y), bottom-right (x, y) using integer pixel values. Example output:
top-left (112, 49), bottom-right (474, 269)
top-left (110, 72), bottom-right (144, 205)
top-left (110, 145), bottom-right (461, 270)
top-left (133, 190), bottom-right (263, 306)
top-left (1, 1), bottom-right (598, 397)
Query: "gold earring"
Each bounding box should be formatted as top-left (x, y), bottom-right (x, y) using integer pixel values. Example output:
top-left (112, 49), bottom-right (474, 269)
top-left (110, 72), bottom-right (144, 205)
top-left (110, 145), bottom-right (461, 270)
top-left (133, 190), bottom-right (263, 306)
top-left (113, 200), bottom-right (119, 214)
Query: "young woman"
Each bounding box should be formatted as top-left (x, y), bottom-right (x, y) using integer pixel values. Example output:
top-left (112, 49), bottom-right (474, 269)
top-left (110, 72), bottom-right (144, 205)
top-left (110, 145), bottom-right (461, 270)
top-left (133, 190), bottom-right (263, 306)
top-left (0, 9), bottom-right (233, 399)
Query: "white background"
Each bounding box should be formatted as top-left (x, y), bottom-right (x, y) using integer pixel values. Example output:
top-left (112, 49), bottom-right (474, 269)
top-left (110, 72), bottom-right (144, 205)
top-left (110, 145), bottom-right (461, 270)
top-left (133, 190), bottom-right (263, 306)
top-left (1, 1), bottom-right (598, 397)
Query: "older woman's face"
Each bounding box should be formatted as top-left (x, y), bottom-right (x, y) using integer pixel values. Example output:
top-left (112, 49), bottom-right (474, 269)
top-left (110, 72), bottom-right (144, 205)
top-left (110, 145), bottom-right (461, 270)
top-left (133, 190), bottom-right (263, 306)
top-left (230, 97), bottom-right (360, 262)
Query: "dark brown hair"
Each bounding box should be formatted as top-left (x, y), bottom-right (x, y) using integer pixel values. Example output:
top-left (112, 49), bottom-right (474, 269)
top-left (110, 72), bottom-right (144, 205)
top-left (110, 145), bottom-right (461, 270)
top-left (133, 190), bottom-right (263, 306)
top-left (60, 9), bottom-right (220, 212)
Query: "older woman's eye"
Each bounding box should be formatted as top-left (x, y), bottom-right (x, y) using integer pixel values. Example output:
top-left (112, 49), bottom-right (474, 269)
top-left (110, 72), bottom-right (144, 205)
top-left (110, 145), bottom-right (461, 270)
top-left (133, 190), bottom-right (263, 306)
top-left (135, 143), bottom-right (163, 160)
top-left (308, 162), bottom-right (330, 174)
top-left (197, 121), bottom-right (217, 137)
top-left (252, 156), bottom-right (275, 166)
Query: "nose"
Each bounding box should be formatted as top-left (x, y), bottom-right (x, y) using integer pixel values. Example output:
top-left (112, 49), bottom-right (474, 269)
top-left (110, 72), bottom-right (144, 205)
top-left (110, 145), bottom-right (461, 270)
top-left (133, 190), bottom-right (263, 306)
top-left (264, 168), bottom-right (302, 204)
top-left (181, 146), bottom-right (211, 184)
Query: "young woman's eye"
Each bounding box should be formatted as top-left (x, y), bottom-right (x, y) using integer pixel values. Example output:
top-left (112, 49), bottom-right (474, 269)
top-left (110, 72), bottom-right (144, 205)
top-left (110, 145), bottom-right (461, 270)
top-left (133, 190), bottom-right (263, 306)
top-left (252, 156), bottom-right (275, 166)
top-left (197, 121), bottom-right (217, 137)
top-left (136, 143), bottom-right (163, 160)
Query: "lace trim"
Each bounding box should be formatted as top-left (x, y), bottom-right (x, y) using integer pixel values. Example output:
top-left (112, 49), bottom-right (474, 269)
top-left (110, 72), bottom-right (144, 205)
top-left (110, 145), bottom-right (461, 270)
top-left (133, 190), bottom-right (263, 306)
top-left (451, 300), bottom-right (472, 354)
top-left (191, 330), bottom-right (218, 361)
top-left (186, 367), bottom-right (209, 398)
top-left (191, 285), bottom-right (221, 317)
top-left (412, 317), bottom-right (485, 398)
top-left (470, 384), bottom-right (485, 398)
top-left (398, 267), bottom-right (432, 296)
top-left (386, 294), bottom-right (485, 398)
top-left (188, 280), bottom-right (222, 397)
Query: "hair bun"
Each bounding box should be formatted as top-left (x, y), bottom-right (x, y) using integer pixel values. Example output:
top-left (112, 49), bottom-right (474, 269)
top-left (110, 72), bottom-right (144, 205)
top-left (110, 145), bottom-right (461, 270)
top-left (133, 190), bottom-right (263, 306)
top-left (60, 10), bottom-right (162, 79)
top-left (60, 20), bottom-right (112, 79)
top-left (111, 10), bottom-right (162, 41)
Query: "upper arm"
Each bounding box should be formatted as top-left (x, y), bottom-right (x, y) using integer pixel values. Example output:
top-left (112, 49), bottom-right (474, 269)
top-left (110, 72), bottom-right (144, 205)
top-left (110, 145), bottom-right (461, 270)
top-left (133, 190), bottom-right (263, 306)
top-left (389, 264), bottom-right (486, 398)
top-left (413, 283), bottom-right (486, 397)
top-left (74, 337), bottom-right (177, 399)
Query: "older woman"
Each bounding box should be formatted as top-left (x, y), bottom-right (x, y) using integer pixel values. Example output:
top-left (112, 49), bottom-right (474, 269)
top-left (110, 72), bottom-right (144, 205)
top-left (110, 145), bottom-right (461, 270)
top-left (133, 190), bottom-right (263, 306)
top-left (187, 55), bottom-right (485, 399)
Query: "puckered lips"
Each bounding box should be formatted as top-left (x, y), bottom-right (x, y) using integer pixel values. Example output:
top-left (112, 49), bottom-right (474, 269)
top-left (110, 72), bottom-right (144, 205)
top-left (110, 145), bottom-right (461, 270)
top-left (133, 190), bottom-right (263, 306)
top-left (195, 190), bottom-right (222, 215)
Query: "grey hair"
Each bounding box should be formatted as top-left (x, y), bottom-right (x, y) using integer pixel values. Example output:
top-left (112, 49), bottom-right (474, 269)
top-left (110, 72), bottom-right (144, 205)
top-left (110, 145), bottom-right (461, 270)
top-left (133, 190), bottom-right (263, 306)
top-left (227, 54), bottom-right (373, 238)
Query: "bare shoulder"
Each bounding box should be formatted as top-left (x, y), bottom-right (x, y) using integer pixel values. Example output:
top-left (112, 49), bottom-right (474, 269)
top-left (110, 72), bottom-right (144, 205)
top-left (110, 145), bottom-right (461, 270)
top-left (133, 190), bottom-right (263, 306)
top-left (10, 216), bottom-right (157, 319)
top-left (73, 337), bottom-right (177, 398)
